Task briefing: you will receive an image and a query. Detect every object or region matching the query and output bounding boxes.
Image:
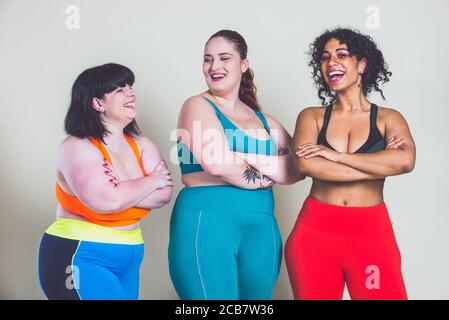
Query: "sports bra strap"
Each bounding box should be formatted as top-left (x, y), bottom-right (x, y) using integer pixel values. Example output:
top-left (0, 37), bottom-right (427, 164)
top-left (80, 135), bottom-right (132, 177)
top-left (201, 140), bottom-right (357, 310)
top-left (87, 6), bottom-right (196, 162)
top-left (124, 135), bottom-right (146, 175)
top-left (88, 136), bottom-right (146, 175)
top-left (370, 104), bottom-right (378, 128)
top-left (203, 96), bottom-right (222, 117)
top-left (322, 104), bottom-right (333, 132)
top-left (88, 137), bottom-right (112, 164)
top-left (255, 111), bottom-right (271, 134)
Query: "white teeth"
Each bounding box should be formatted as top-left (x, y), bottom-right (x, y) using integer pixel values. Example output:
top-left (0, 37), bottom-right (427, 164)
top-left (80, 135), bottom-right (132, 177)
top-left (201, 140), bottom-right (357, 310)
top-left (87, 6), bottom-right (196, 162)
top-left (211, 74), bottom-right (225, 79)
top-left (329, 71), bottom-right (345, 76)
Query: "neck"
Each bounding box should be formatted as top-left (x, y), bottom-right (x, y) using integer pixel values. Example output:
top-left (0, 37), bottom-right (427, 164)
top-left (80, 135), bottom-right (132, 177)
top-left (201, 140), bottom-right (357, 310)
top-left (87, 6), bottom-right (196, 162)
top-left (102, 122), bottom-right (127, 150)
top-left (207, 85), bottom-right (241, 113)
top-left (334, 84), bottom-right (370, 111)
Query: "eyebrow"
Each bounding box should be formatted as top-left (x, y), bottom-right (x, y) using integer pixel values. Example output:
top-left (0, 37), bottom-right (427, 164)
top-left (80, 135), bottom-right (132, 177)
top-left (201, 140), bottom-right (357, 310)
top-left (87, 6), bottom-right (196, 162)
top-left (322, 48), bottom-right (350, 54)
top-left (204, 52), bottom-right (234, 57)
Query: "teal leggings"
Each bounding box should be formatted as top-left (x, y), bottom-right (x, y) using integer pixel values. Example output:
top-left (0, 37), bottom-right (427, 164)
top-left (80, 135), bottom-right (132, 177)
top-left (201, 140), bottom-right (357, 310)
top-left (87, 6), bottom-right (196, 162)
top-left (168, 185), bottom-right (282, 300)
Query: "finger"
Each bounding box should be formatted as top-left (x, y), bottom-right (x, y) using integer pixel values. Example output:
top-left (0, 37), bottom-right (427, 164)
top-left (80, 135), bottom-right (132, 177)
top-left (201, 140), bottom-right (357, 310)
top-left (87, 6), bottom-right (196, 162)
top-left (304, 151), bottom-right (322, 159)
top-left (296, 145), bottom-right (321, 154)
top-left (297, 146), bottom-right (321, 157)
top-left (387, 139), bottom-right (403, 149)
top-left (297, 143), bottom-right (318, 151)
top-left (386, 136), bottom-right (396, 142)
top-left (387, 141), bottom-right (403, 148)
top-left (154, 160), bottom-right (166, 170)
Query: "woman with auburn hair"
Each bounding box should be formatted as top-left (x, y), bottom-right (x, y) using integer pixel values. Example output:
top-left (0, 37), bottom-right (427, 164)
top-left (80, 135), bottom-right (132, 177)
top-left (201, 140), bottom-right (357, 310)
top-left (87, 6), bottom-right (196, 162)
top-left (169, 30), bottom-right (303, 300)
top-left (286, 28), bottom-right (415, 300)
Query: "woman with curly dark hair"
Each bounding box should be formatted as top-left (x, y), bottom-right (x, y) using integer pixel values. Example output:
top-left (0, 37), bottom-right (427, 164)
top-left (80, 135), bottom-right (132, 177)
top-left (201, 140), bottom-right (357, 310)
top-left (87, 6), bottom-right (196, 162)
top-left (285, 28), bottom-right (416, 300)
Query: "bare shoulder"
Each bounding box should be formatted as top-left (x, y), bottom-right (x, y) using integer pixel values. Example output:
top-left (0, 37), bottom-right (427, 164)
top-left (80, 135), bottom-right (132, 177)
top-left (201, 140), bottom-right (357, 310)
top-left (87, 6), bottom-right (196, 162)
top-left (58, 136), bottom-right (96, 155)
top-left (133, 134), bottom-right (159, 153)
top-left (179, 94), bottom-right (214, 117)
top-left (296, 106), bottom-right (325, 124)
top-left (56, 136), bottom-right (101, 169)
top-left (377, 106), bottom-right (408, 123)
top-left (261, 112), bottom-right (283, 129)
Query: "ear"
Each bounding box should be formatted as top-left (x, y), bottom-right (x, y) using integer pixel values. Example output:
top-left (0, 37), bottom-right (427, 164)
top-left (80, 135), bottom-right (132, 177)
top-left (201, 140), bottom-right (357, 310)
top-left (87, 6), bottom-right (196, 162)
top-left (241, 58), bottom-right (249, 74)
top-left (358, 57), bottom-right (367, 74)
top-left (91, 97), bottom-right (104, 113)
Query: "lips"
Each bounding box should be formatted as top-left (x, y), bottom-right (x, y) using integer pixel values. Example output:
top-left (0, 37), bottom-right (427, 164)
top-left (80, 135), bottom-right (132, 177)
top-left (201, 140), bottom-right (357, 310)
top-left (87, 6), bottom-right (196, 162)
top-left (210, 72), bottom-right (226, 82)
top-left (328, 69), bottom-right (345, 83)
top-left (123, 101), bottom-right (135, 109)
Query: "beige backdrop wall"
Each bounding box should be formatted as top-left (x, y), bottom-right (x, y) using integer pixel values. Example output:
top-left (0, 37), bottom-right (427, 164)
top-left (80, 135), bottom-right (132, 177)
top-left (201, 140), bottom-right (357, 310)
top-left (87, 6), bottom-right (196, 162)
top-left (1, 0), bottom-right (448, 299)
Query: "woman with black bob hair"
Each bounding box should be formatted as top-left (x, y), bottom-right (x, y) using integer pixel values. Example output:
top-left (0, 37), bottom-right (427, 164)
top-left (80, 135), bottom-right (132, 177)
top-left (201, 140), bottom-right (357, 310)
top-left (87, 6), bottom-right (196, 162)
top-left (38, 63), bottom-right (173, 300)
top-left (286, 28), bottom-right (416, 299)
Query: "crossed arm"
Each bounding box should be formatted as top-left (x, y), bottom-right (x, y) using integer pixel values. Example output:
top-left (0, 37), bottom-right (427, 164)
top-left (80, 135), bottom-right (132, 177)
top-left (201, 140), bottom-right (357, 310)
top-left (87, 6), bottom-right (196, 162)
top-left (293, 107), bottom-right (416, 182)
top-left (58, 137), bottom-right (173, 214)
top-left (178, 96), bottom-right (273, 189)
top-left (234, 113), bottom-right (305, 184)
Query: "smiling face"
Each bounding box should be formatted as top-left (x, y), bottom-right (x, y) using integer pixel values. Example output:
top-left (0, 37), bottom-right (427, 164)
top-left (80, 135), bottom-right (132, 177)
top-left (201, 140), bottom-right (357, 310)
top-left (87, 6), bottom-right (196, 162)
top-left (203, 36), bottom-right (249, 96)
top-left (320, 38), bottom-right (366, 94)
top-left (93, 84), bottom-right (136, 127)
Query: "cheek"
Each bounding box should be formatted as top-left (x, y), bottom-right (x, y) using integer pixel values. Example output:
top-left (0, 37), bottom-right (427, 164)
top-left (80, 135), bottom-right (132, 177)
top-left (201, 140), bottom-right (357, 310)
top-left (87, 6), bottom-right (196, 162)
top-left (320, 64), bottom-right (328, 79)
top-left (202, 63), bottom-right (211, 76)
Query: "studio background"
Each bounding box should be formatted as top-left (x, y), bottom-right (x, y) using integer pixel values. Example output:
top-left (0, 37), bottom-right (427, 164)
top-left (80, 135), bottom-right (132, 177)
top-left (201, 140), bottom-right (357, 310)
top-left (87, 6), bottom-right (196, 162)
top-left (1, 0), bottom-right (448, 299)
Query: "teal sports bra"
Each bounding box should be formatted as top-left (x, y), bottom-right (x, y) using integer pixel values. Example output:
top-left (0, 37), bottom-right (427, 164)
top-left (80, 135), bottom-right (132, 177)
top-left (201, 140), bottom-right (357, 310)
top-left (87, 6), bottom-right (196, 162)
top-left (177, 97), bottom-right (278, 175)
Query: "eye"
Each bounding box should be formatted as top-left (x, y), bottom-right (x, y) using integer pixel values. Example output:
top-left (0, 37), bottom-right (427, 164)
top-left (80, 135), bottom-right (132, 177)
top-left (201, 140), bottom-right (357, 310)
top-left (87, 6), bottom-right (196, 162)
top-left (320, 55), bottom-right (330, 62)
top-left (116, 88), bottom-right (123, 92)
top-left (337, 53), bottom-right (349, 59)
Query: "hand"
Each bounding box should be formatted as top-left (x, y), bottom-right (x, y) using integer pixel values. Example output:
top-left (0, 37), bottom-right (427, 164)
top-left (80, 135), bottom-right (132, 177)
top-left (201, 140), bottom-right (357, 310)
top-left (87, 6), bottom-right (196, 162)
top-left (386, 136), bottom-right (404, 150)
top-left (102, 159), bottom-right (119, 186)
top-left (148, 160), bottom-right (174, 189)
top-left (259, 175), bottom-right (274, 189)
top-left (296, 143), bottom-right (341, 162)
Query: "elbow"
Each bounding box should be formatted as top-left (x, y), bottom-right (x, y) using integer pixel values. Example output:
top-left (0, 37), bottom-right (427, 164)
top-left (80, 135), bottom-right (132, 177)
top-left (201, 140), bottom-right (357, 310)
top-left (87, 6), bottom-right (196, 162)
top-left (203, 164), bottom-right (224, 177)
top-left (86, 198), bottom-right (124, 214)
top-left (151, 186), bottom-right (174, 209)
top-left (296, 157), bottom-right (312, 177)
top-left (401, 158), bottom-right (415, 174)
top-left (158, 187), bottom-right (174, 207)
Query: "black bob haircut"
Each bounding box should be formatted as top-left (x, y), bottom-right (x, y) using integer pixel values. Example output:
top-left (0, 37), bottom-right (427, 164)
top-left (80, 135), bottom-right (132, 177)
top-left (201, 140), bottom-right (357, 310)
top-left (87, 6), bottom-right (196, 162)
top-left (64, 63), bottom-right (141, 143)
top-left (308, 28), bottom-right (392, 105)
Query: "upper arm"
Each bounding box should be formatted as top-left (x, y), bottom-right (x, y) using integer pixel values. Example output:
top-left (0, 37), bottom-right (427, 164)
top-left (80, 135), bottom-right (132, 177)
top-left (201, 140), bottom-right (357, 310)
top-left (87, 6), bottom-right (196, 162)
top-left (383, 108), bottom-right (416, 152)
top-left (137, 135), bottom-right (164, 174)
top-left (137, 135), bottom-right (173, 199)
top-left (264, 113), bottom-right (292, 154)
top-left (292, 107), bottom-right (320, 148)
top-left (177, 96), bottom-right (237, 174)
top-left (57, 138), bottom-right (119, 212)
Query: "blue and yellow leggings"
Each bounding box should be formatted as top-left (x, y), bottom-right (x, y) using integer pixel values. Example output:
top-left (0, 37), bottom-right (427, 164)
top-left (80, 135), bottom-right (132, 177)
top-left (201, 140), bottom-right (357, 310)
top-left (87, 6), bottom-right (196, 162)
top-left (168, 185), bottom-right (282, 300)
top-left (38, 218), bottom-right (144, 300)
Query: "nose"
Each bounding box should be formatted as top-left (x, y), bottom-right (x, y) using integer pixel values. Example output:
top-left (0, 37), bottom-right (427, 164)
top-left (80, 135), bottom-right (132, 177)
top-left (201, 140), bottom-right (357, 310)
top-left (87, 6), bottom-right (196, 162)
top-left (327, 54), bottom-right (338, 68)
top-left (210, 59), bottom-right (222, 72)
top-left (125, 85), bottom-right (135, 97)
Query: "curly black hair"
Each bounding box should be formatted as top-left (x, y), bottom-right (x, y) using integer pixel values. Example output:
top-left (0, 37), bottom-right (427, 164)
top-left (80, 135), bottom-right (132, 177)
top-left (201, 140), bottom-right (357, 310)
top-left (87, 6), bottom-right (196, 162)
top-left (308, 28), bottom-right (392, 105)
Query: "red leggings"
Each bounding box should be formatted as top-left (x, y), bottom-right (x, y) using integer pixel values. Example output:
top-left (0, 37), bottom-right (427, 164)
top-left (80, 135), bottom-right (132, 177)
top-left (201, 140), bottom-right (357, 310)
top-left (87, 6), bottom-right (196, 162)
top-left (285, 196), bottom-right (407, 300)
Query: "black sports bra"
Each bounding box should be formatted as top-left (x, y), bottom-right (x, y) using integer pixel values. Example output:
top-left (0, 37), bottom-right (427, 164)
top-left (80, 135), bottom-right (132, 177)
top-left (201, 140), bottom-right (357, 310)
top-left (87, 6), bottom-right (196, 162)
top-left (317, 104), bottom-right (386, 153)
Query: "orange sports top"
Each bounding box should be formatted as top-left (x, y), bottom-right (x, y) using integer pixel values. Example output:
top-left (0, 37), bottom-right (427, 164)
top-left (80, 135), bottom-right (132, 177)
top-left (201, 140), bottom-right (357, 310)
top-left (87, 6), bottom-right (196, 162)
top-left (55, 135), bottom-right (150, 227)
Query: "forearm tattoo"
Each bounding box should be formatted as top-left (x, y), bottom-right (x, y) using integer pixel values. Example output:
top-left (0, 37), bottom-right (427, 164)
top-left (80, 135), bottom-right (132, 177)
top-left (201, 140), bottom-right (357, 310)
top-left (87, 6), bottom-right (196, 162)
top-left (243, 166), bottom-right (271, 184)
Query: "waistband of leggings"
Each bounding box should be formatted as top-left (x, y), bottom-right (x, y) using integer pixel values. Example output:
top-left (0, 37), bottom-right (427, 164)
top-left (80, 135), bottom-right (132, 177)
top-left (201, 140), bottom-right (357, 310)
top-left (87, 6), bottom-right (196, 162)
top-left (174, 185), bottom-right (274, 214)
top-left (45, 218), bottom-right (144, 245)
top-left (297, 196), bottom-right (392, 234)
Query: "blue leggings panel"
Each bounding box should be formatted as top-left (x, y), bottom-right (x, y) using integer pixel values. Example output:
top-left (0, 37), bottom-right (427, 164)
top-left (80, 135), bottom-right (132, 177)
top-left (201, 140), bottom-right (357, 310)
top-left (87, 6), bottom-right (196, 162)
top-left (168, 186), bottom-right (282, 300)
top-left (38, 233), bottom-right (144, 300)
